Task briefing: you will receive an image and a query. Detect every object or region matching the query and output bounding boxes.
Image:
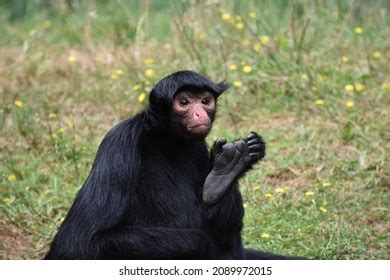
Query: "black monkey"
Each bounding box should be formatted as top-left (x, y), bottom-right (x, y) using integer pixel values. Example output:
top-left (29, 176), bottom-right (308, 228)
top-left (45, 70), bottom-right (293, 259)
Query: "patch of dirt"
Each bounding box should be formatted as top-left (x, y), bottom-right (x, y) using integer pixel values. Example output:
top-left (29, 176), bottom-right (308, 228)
top-left (330, 140), bottom-right (358, 158)
top-left (363, 217), bottom-right (389, 234)
top-left (264, 167), bottom-right (308, 189)
top-left (0, 226), bottom-right (32, 260)
top-left (249, 114), bottom-right (339, 132)
top-left (378, 177), bottom-right (390, 189)
top-left (254, 115), bottom-right (299, 131)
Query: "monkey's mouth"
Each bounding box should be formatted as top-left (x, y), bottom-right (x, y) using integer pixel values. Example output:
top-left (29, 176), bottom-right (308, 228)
top-left (188, 124), bottom-right (208, 128)
top-left (187, 124), bottom-right (210, 135)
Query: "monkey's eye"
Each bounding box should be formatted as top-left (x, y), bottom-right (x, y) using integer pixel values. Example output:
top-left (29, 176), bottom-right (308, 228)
top-left (179, 99), bottom-right (189, 106)
top-left (202, 98), bottom-right (210, 105)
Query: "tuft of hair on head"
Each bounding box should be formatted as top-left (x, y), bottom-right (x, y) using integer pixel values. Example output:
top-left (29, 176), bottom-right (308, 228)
top-left (150, 70), bottom-right (229, 105)
top-left (171, 70), bottom-right (230, 99)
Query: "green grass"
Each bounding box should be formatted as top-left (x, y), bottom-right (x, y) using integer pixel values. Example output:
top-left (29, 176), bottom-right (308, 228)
top-left (0, 0), bottom-right (389, 259)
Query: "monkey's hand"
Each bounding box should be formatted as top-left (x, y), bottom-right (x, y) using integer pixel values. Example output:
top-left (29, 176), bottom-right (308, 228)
top-left (240, 131), bottom-right (266, 168)
top-left (203, 132), bottom-right (265, 206)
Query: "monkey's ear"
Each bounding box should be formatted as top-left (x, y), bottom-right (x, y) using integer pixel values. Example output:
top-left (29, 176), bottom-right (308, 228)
top-left (214, 81), bottom-right (230, 98)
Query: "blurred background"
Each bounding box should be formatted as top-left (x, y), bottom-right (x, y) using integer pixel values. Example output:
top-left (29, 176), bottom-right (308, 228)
top-left (0, 0), bottom-right (389, 259)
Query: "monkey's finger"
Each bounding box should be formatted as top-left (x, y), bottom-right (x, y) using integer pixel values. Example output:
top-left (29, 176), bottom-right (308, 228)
top-left (212, 138), bottom-right (227, 154)
top-left (244, 132), bottom-right (260, 142)
top-left (248, 144), bottom-right (264, 152)
top-left (216, 138), bottom-right (227, 146)
top-left (249, 131), bottom-right (259, 137)
top-left (247, 137), bottom-right (264, 146)
top-left (234, 140), bottom-right (249, 154)
top-left (251, 149), bottom-right (265, 157)
top-left (249, 152), bottom-right (264, 162)
top-left (246, 131), bottom-right (258, 139)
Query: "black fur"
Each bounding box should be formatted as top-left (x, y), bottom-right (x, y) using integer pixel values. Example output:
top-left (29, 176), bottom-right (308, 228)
top-left (45, 70), bottom-right (295, 259)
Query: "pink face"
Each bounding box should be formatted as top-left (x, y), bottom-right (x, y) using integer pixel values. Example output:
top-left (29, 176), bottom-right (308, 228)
top-left (171, 91), bottom-right (216, 137)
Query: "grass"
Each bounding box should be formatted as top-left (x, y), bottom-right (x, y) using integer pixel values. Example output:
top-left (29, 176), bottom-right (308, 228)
top-left (0, 0), bottom-right (389, 259)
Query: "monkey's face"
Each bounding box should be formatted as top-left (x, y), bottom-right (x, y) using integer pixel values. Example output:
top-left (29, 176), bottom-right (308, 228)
top-left (170, 91), bottom-right (216, 139)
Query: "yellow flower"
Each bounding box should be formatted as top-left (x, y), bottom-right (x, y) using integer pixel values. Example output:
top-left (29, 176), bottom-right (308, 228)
top-left (226, 17), bottom-right (236, 25)
top-left (253, 43), bottom-right (261, 53)
top-left (221, 13), bottom-right (231, 21)
top-left (322, 182), bottom-right (331, 187)
top-left (236, 22), bottom-right (245, 30)
top-left (253, 186), bottom-right (260, 191)
top-left (372, 51), bottom-right (381, 59)
top-left (315, 99), bottom-right (324, 105)
top-left (275, 188), bottom-right (285, 193)
top-left (264, 193), bottom-right (273, 199)
top-left (57, 127), bottom-right (65, 134)
top-left (346, 100), bottom-right (354, 108)
top-left (354, 27), bottom-right (363, 34)
top-left (319, 206), bottom-right (327, 213)
top-left (66, 120), bottom-right (74, 128)
top-left (3, 197), bottom-right (12, 205)
top-left (229, 64), bottom-right (237, 71)
top-left (110, 73), bottom-right (118, 80)
top-left (241, 39), bottom-right (251, 46)
top-left (311, 86), bottom-right (317, 92)
top-left (233, 81), bottom-right (242, 88)
top-left (138, 93), bottom-right (146, 103)
top-left (196, 32), bottom-right (206, 40)
top-left (95, 55), bottom-right (103, 63)
top-left (305, 191), bottom-right (315, 196)
top-left (261, 233), bottom-right (270, 239)
top-left (260, 35), bottom-right (270, 45)
top-left (235, 15), bottom-right (242, 21)
top-left (249, 12), bottom-right (256, 19)
top-left (354, 83), bottom-right (364, 93)
top-left (317, 74), bottom-right (327, 82)
top-left (344, 84), bottom-right (354, 92)
top-left (67, 55), bottom-right (77, 63)
top-left (42, 20), bottom-right (51, 29)
top-left (132, 84), bottom-right (141, 91)
top-left (341, 56), bottom-right (349, 63)
top-left (301, 74), bottom-right (308, 81)
top-left (115, 68), bottom-right (124, 76)
top-left (59, 216), bottom-right (65, 222)
top-left (242, 65), bottom-right (253, 74)
top-left (144, 58), bottom-right (154, 64)
top-left (243, 203), bottom-right (248, 208)
top-left (382, 82), bottom-right (390, 90)
top-left (145, 68), bottom-right (154, 78)
top-left (14, 100), bottom-right (24, 108)
top-left (7, 174), bottom-right (17, 181)
top-left (51, 133), bottom-right (58, 139)
top-left (49, 113), bottom-right (57, 119)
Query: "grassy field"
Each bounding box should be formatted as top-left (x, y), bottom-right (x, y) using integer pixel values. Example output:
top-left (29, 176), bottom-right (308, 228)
top-left (0, 0), bottom-right (389, 259)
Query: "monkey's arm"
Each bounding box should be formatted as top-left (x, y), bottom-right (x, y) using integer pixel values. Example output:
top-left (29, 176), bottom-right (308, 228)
top-left (201, 133), bottom-right (265, 250)
top-left (202, 132), bottom-right (265, 206)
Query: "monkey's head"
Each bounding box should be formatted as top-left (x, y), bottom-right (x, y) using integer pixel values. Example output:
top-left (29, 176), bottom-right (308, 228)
top-left (170, 90), bottom-right (215, 139)
top-left (147, 70), bottom-right (229, 140)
